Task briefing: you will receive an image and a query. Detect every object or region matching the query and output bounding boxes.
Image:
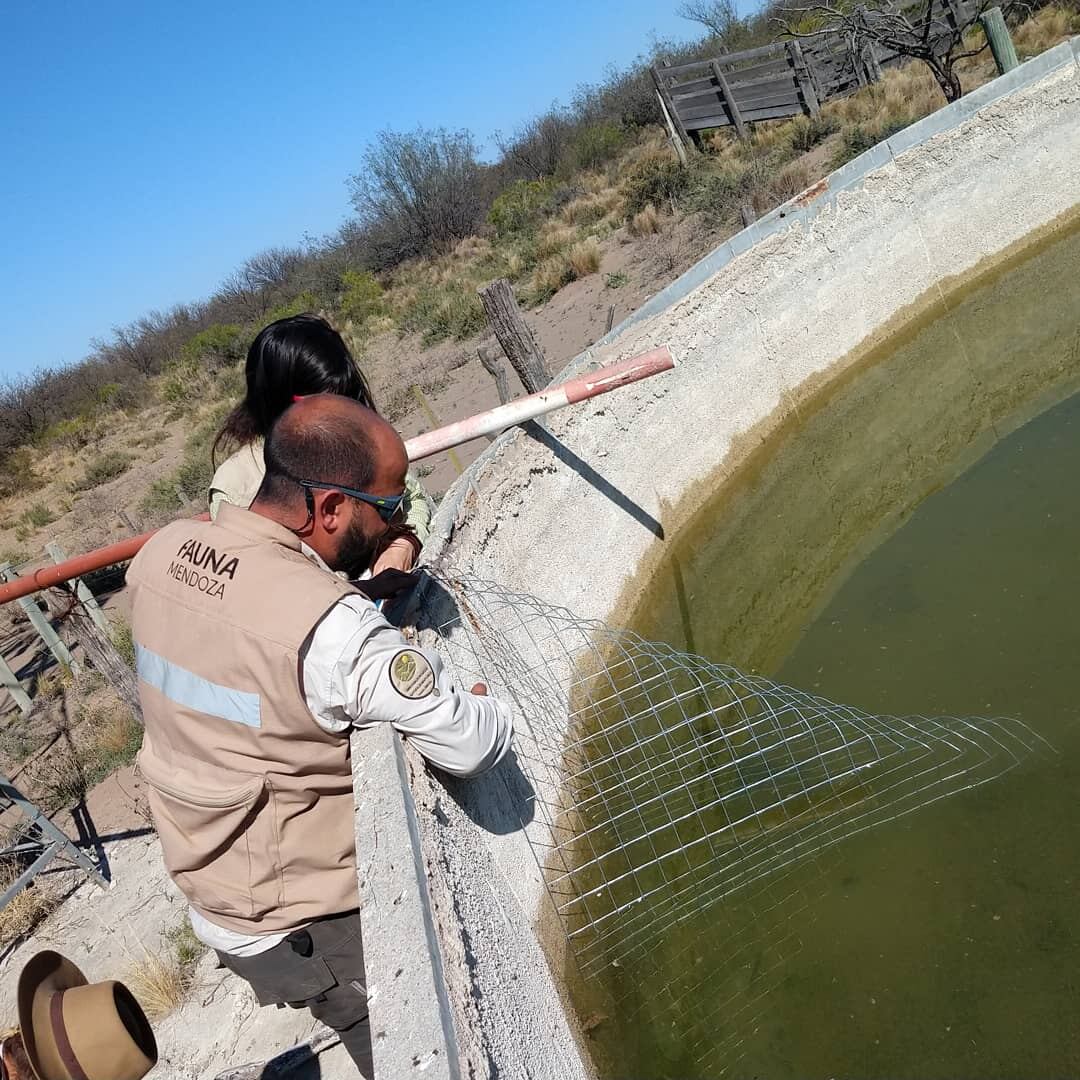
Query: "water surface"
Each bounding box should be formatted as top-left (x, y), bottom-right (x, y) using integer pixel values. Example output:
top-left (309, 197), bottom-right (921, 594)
top-left (571, 219), bottom-right (1080, 1078)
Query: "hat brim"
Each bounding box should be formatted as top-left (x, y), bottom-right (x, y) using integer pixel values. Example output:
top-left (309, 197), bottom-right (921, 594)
top-left (17, 951), bottom-right (88, 1080)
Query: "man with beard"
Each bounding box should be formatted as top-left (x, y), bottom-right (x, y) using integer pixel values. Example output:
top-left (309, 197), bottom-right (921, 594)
top-left (126, 394), bottom-right (512, 1076)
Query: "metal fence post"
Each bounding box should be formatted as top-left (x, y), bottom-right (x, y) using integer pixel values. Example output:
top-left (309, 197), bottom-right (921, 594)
top-left (0, 653), bottom-right (33, 716)
top-left (0, 563), bottom-right (81, 676)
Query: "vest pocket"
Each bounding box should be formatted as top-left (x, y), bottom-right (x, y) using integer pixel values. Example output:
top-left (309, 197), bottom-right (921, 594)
top-left (137, 749), bottom-right (278, 920)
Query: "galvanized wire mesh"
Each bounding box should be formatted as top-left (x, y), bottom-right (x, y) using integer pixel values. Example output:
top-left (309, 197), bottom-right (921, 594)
top-left (427, 570), bottom-right (1053, 1072)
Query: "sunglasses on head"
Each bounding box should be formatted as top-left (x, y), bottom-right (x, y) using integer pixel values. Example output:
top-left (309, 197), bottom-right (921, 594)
top-left (295, 478), bottom-right (406, 523)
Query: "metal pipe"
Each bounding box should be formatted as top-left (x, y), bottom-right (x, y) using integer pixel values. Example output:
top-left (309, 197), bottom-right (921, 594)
top-left (0, 345), bottom-right (675, 604)
top-left (404, 346), bottom-right (675, 460)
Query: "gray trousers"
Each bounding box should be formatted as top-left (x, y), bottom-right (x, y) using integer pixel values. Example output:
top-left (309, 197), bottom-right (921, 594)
top-left (216, 910), bottom-right (373, 1077)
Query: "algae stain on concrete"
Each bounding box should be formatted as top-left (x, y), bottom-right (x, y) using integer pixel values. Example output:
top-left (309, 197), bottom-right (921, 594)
top-left (630, 210), bottom-right (1080, 678)
top-left (565, 216), bottom-right (1080, 1079)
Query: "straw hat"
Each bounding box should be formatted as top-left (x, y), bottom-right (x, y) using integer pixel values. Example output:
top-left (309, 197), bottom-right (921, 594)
top-left (16, 951), bottom-right (157, 1080)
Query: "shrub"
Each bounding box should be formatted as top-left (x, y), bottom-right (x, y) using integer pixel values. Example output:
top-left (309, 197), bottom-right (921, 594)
top-left (0, 448), bottom-right (40, 499)
top-left (832, 115), bottom-right (914, 168)
top-left (621, 154), bottom-right (692, 219)
top-left (563, 122), bottom-right (627, 174)
top-left (399, 281), bottom-right (487, 346)
top-left (527, 255), bottom-right (575, 304)
top-left (264, 291), bottom-right (321, 324)
top-left (160, 356), bottom-right (208, 408)
top-left (605, 270), bottom-right (629, 288)
top-left (488, 178), bottom-right (557, 238)
top-left (348, 126), bottom-right (487, 266)
top-left (181, 324), bottom-right (246, 371)
top-left (164, 916), bottom-right (205, 968)
top-left (112, 616), bottom-right (136, 669)
top-left (81, 703), bottom-right (143, 787)
top-left (338, 270), bottom-right (384, 324)
top-left (788, 114), bottom-right (840, 153)
top-left (42, 415), bottom-right (99, 451)
top-left (140, 401), bottom-right (230, 517)
top-left (21, 502), bottom-right (56, 528)
top-left (566, 238), bottom-right (602, 278)
top-left (73, 450), bottom-right (132, 491)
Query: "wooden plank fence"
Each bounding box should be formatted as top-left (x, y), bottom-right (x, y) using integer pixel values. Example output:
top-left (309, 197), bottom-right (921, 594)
top-left (654, 0), bottom-right (982, 143)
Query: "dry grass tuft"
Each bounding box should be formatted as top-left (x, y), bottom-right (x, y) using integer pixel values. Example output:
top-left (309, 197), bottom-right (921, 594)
top-left (0, 864), bottom-right (59, 946)
top-left (451, 235), bottom-right (491, 261)
top-left (126, 947), bottom-right (193, 1020)
top-left (566, 237), bottom-right (603, 278)
top-left (824, 64), bottom-right (941, 130)
top-left (529, 255), bottom-right (575, 303)
top-left (614, 132), bottom-right (671, 179)
top-left (628, 205), bottom-right (663, 237)
top-left (535, 223), bottom-right (577, 260)
top-left (1014, 4), bottom-right (1078, 54)
top-left (559, 189), bottom-right (623, 227)
top-left (35, 663), bottom-right (74, 702)
top-left (754, 160), bottom-right (816, 211)
top-left (94, 706), bottom-right (143, 761)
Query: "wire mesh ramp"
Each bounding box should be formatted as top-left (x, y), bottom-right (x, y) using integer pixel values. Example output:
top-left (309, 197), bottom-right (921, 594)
top-left (427, 570), bottom-right (1054, 1075)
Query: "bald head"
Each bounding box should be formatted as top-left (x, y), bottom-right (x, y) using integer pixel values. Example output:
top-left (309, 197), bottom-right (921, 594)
top-left (256, 394), bottom-right (407, 511)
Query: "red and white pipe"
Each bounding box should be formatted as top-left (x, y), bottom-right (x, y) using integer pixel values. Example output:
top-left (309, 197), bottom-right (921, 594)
top-left (0, 345), bottom-right (675, 603)
top-left (404, 346), bottom-right (675, 460)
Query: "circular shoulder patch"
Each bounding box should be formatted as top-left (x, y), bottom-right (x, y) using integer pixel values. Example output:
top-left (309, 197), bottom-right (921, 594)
top-left (389, 649), bottom-right (436, 699)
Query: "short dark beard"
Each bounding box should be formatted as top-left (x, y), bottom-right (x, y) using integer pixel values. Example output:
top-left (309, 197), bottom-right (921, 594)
top-left (333, 515), bottom-right (379, 578)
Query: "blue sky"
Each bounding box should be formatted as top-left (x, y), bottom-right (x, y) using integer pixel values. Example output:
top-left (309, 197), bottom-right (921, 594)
top-left (0, 0), bottom-right (710, 378)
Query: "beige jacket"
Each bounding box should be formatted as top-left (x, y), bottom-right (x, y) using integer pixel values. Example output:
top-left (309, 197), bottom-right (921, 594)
top-left (209, 441), bottom-right (432, 542)
top-left (127, 504), bottom-right (362, 934)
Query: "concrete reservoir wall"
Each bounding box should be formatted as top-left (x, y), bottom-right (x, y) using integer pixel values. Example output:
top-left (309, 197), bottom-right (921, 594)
top-left (356, 40), bottom-right (1080, 1080)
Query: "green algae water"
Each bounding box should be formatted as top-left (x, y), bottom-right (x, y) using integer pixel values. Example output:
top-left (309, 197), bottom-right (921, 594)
top-left (572, 218), bottom-right (1080, 1079)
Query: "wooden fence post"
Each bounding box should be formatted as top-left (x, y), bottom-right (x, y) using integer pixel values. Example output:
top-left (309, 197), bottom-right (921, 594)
top-left (655, 90), bottom-right (688, 167)
top-left (0, 563), bottom-right (80, 677)
top-left (652, 66), bottom-right (693, 160)
top-left (477, 279), bottom-right (550, 394)
top-left (45, 543), bottom-right (108, 634)
top-left (0, 654), bottom-right (33, 717)
top-left (63, 595), bottom-right (143, 722)
top-left (787, 40), bottom-right (822, 117)
top-left (477, 346), bottom-right (512, 407)
top-left (979, 6), bottom-right (1019, 73)
top-left (41, 540), bottom-right (143, 721)
top-left (709, 59), bottom-right (748, 140)
top-left (116, 509), bottom-right (140, 533)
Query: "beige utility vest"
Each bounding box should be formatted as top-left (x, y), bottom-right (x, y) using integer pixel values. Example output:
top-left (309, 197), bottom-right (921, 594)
top-left (127, 503), bottom-right (360, 934)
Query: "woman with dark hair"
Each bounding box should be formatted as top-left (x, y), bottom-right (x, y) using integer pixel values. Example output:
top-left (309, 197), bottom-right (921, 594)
top-left (209, 314), bottom-right (429, 572)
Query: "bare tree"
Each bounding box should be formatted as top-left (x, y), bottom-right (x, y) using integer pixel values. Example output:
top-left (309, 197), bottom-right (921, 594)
top-left (677, 0), bottom-right (750, 49)
top-left (778, 0), bottom-right (1006, 102)
top-left (347, 127), bottom-right (486, 266)
top-left (240, 246), bottom-right (305, 293)
top-left (495, 109), bottom-right (574, 180)
top-left (0, 371), bottom-right (53, 446)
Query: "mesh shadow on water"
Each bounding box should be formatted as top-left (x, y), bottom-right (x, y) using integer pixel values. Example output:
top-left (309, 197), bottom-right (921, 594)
top-left (425, 570), bottom-right (1055, 1076)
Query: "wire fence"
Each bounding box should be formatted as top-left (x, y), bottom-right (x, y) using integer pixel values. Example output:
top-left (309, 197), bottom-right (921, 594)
top-left (428, 569), bottom-right (1054, 1071)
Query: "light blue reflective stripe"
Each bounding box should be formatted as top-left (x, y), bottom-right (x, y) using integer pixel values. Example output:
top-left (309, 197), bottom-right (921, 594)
top-left (136, 644), bottom-right (261, 729)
